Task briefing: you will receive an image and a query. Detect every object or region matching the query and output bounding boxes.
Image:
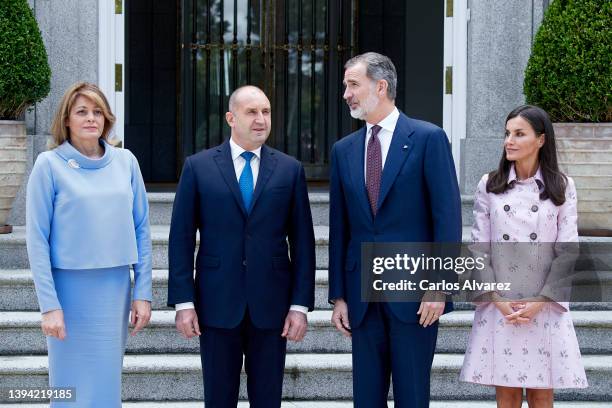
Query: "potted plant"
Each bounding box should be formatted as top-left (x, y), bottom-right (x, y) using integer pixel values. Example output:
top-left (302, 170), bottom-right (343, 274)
top-left (524, 0), bottom-right (611, 235)
top-left (0, 0), bottom-right (51, 233)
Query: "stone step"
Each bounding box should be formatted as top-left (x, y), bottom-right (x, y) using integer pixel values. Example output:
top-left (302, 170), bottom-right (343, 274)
top-left (0, 269), bottom-right (335, 312)
top-left (461, 195), bottom-right (475, 226)
top-left (1, 310), bottom-right (610, 355)
top-left (2, 401), bottom-right (608, 408)
top-left (0, 354), bottom-right (609, 402)
top-left (0, 225), bottom-right (328, 270)
top-left (559, 162), bottom-right (612, 176)
top-left (148, 192), bottom-right (478, 227)
top-left (146, 193), bottom-right (173, 226)
top-left (578, 207), bottom-right (612, 231)
top-left (4, 225), bottom-right (612, 271)
top-left (3, 268), bottom-right (611, 312)
top-left (580, 213), bottom-right (612, 231)
top-left (333, 266), bottom-right (612, 310)
top-left (148, 192), bottom-right (332, 227)
top-left (558, 150), bottom-right (612, 163)
top-left (557, 138), bottom-right (612, 150)
top-left (3, 225), bottom-right (481, 271)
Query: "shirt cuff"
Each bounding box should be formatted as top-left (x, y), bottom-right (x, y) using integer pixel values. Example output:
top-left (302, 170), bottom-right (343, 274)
top-left (289, 305), bottom-right (308, 315)
top-left (175, 302), bottom-right (195, 311)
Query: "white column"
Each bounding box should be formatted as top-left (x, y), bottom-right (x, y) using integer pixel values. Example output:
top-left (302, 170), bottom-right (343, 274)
top-left (98, 0), bottom-right (124, 145)
top-left (442, 0), bottom-right (468, 181)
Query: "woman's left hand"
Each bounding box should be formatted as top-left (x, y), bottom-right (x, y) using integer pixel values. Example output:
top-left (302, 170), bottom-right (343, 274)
top-left (130, 300), bottom-right (152, 335)
top-left (505, 300), bottom-right (546, 324)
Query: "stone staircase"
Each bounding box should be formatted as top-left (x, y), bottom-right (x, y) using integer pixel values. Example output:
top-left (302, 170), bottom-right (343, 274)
top-left (0, 193), bottom-right (611, 406)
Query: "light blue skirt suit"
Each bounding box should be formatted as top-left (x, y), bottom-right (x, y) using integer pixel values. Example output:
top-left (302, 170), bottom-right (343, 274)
top-left (26, 140), bottom-right (152, 407)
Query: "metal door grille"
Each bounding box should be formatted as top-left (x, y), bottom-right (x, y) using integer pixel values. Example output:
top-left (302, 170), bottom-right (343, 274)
top-left (181, 0), bottom-right (357, 179)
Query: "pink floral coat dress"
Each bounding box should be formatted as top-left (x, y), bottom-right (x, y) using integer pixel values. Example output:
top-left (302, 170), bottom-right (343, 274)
top-left (459, 165), bottom-right (588, 389)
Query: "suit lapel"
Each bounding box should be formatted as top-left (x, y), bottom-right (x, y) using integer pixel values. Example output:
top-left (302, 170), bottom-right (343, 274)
top-left (377, 113), bottom-right (414, 210)
top-left (347, 127), bottom-right (373, 222)
top-left (213, 140), bottom-right (248, 217)
top-left (250, 144), bottom-right (277, 212)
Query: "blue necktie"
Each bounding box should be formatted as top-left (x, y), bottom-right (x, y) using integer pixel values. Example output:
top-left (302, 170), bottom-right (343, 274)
top-left (239, 151), bottom-right (255, 211)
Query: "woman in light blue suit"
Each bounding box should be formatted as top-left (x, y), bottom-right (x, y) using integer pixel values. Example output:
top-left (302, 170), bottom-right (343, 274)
top-left (26, 82), bottom-right (152, 407)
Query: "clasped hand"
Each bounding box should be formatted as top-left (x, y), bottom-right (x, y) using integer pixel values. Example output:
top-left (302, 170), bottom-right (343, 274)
top-left (492, 293), bottom-right (546, 324)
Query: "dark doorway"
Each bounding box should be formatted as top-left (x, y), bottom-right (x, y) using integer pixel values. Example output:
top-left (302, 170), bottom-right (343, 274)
top-left (125, 0), bottom-right (179, 184)
top-left (181, 0), bottom-right (357, 180)
top-left (127, 0), bottom-right (444, 183)
top-left (359, 0), bottom-right (444, 127)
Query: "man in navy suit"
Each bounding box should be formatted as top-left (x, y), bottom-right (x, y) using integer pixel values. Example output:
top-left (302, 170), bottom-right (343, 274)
top-left (328, 52), bottom-right (462, 407)
top-left (168, 85), bottom-right (316, 408)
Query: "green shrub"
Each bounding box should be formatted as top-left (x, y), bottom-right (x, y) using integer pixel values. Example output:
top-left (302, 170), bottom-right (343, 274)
top-left (524, 0), bottom-right (611, 122)
top-left (0, 0), bottom-right (51, 120)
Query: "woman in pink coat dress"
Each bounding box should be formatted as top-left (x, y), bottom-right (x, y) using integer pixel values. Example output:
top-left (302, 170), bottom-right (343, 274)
top-left (459, 105), bottom-right (587, 407)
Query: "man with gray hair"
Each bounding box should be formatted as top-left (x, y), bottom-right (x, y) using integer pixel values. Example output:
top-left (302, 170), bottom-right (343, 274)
top-left (328, 52), bottom-right (462, 406)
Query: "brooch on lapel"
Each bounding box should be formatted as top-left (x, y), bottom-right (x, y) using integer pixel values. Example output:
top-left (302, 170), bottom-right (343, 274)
top-left (67, 159), bottom-right (81, 169)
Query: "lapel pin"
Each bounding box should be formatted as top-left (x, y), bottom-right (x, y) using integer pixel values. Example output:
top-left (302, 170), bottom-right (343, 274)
top-left (67, 159), bottom-right (80, 169)
top-left (403, 145), bottom-right (408, 149)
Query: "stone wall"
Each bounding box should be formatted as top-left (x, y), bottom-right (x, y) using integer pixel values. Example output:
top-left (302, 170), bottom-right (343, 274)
top-left (460, 0), bottom-right (547, 193)
top-left (25, 0), bottom-right (98, 136)
top-left (8, 0), bottom-right (98, 226)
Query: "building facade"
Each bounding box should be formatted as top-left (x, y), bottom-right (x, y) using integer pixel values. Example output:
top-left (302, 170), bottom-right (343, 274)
top-left (10, 0), bottom-right (550, 225)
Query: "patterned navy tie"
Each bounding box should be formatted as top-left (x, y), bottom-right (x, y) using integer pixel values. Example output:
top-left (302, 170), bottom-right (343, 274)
top-left (366, 125), bottom-right (382, 216)
top-left (239, 151), bottom-right (255, 211)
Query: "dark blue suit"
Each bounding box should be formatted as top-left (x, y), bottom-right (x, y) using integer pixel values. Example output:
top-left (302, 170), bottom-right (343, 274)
top-left (328, 112), bottom-right (461, 407)
top-left (168, 140), bottom-right (315, 407)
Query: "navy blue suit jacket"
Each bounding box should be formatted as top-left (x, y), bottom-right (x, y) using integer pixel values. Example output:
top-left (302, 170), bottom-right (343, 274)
top-left (168, 141), bottom-right (316, 329)
top-left (328, 112), bottom-right (462, 327)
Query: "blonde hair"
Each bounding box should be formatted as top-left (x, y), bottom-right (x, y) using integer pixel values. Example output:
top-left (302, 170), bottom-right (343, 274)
top-left (49, 82), bottom-right (116, 149)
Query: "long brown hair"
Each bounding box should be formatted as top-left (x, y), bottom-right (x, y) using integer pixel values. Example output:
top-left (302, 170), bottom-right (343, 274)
top-left (486, 105), bottom-right (567, 206)
top-left (49, 82), bottom-right (116, 149)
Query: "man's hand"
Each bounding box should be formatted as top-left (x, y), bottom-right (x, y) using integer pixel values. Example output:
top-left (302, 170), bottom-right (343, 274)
top-left (41, 309), bottom-right (66, 340)
top-left (331, 298), bottom-right (351, 337)
top-left (417, 291), bottom-right (446, 327)
top-left (175, 308), bottom-right (201, 339)
top-left (130, 300), bottom-right (152, 336)
top-left (282, 310), bottom-right (308, 342)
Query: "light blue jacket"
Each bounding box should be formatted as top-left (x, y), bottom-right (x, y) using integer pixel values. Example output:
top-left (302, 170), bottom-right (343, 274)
top-left (26, 140), bottom-right (152, 313)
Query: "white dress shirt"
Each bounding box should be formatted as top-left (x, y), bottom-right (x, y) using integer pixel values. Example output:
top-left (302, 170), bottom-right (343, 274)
top-left (363, 107), bottom-right (400, 178)
top-left (176, 138), bottom-right (308, 315)
top-left (229, 137), bottom-right (262, 188)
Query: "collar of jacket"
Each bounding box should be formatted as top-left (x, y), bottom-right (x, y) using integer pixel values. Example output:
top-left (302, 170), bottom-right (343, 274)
top-left (54, 139), bottom-right (115, 169)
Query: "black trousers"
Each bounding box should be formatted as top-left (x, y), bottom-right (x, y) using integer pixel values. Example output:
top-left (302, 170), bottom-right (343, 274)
top-left (199, 309), bottom-right (287, 408)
